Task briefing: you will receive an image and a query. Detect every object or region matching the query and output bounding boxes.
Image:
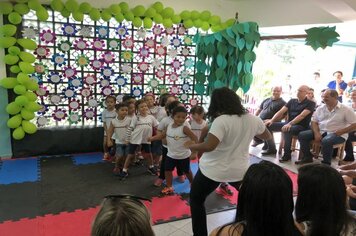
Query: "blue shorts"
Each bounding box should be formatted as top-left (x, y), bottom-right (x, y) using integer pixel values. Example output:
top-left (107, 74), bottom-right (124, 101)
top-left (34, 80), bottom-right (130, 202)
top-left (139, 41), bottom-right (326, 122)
top-left (128, 144), bottom-right (151, 155)
top-left (151, 140), bottom-right (162, 156)
top-left (115, 144), bottom-right (128, 157)
top-left (165, 156), bottom-right (190, 173)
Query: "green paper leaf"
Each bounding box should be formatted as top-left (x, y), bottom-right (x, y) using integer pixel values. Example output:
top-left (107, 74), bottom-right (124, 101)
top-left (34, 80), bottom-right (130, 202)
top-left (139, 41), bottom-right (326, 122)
top-left (237, 38), bottom-right (245, 50)
top-left (215, 68), bottom-right (225, 80)
top-left (217, 54), bottom-right (227, 69)
top-left (244, 51), bottom-right (256, 62)
top-left (195, 72), bottom-right (206, 83)
top-left (244, 62), bottom-right (252, 73)
top-left (214, 80), bottom-right (225, 88)
top-left (237, 61), bottom-right (243, 73)
top-left (214, 33), bottom-right (222, 42)
top-left (195, 83), bottom-right (205, 95)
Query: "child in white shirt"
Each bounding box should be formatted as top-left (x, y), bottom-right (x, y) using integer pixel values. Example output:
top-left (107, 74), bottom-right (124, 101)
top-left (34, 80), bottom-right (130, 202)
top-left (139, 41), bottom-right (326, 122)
top-left (190, 105), bottom-right (208, 143)
top-left (101, 96), bottom-right (117, 161)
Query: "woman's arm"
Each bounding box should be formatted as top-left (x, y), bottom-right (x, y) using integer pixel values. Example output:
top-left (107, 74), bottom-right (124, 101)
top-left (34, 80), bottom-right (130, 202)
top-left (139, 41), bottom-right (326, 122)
top-left (187, 133), bottom-right (220, 153)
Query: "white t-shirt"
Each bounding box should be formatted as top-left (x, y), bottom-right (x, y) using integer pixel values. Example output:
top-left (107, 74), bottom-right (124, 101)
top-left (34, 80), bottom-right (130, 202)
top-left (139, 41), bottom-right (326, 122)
top-left (149, 106), bottom-right (159, 119)
top-left (111, 117), bottom-right (132, 144)
top-left (158, 116), bottom-right (191, 147)
top-left (190, 119), bottom-right (207, 141)
top-left (166, 123), bottom-right (191, 159)
top-left (129, 115), bottom-right (158, 144)
top-left (156, 106), bottom-right (167, 122)
top-left (102, 109), bottom-right (117, 135)
top-left (199, 114), bottom-right (266, 182)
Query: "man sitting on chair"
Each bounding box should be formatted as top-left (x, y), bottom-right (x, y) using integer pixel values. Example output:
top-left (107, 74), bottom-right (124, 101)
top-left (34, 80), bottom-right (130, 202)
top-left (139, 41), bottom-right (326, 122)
top-left (264, 85), bottom-right (316, 162)
top-left (297, 89), bottom-right (356, 165)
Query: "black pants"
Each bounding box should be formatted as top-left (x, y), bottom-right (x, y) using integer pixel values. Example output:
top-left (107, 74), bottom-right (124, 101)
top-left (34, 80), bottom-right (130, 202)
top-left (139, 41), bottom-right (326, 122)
top-left (344, 132), bottom-right (356, 161)
top-left (158, 147), bottom-right (183, 179)
top-left (190, 169), bottom-right (241, 236)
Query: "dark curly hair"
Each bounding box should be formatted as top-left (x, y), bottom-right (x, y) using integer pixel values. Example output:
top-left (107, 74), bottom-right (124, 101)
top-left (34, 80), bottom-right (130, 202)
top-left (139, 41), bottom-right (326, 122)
top-left (207, 87), bottom-right (247, 120)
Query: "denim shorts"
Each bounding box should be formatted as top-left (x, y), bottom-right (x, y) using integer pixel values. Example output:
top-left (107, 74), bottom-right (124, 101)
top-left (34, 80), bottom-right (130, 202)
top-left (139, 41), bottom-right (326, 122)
top-left (128, 143), bottom-right (151, 155)
top-left (115, 144), bottom-right (128, 157)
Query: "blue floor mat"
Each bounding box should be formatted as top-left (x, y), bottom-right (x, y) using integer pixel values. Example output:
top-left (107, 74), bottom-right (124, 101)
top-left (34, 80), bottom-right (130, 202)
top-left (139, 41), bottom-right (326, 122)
top-left (72, 153), bottom-right (104, 165)
top-left (0, 158), bottom-right (39, 184)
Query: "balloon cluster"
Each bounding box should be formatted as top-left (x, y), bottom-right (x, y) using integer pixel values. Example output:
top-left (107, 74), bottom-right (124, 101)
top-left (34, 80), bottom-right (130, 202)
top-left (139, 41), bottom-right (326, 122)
top-left (0, 1), bottom-right (42, 140)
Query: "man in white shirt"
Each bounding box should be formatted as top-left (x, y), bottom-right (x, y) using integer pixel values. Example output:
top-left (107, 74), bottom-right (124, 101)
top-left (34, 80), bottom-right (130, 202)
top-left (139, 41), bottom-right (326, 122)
top-left (297, 89), bottom-right (356, 165)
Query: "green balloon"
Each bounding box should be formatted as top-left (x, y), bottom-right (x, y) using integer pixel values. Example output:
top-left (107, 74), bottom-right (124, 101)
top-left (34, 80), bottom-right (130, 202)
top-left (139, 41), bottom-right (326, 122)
top-left (209, 15), bottom-right (221, 25)
top-left (119, 2), bottom-right (129, 13)
top-left (24, 91), bottom-right (37, 101)
top-left (16, 0), bottom-right (30, 3)
top-left (114, 13), bottom-right (124, 22)
top-left (226, 18), bottom-right (235, 27)
top-left (17, 38), bottom-right (37, 50)
top-left (28, 0), bottom-right (41, 10)
top-left (0, 37), bottom-right (16, 48)
top-left (101, 9), bottom-right (112, 22)
top-left (25, 80), bottom-right (39, 91)
top-left (21, 108), bottom-right (35, 120)
top-left (22, 120), bottom-right (37, 134)
top-left (180, 10), bottom-right (191, 20)
top-left (65, 0), bottom-right (79, 12)
top-left (124, 11), bottom-right (134, 21)
top-left (6, 102), bottom-right (22, 115)
top-left (133, 17), bottom-right (142, 28)
top-left (72, 10), bottom-right (84, 21)
top-left (7, 114), bottom-right (23, 129)
top-left (17, 73), bottom-right (31, 84)
top-left (36, 6), bottom-right (49, 21)
top-left (109, 4), bottom-right (120, 15)
top-left (163, 18), bottom-right (173, 28)
top-left (19, 62), bottom-right (35, 74)
top-left (143, 17), bottom-right (153, 29)
top-left (0, 24), bottom-right (17, 37)
top-left (194, 19), bottom-right (203, 28)
top-left (15, 95), bottom-right (29, 106)
top-left (201, 22), bottom-right (210, 31)
top-left (50, 0), bottom-right (64, 11)
top-left (13, 126), bottom-right (25, 140)
top-left (200, 10), bottom-right (211, 21)
top-left (79, 2), bottom-right (92, 13)
top-left (172, 15), bottom-right (181, 24)
top-left (211, 24), bottom-right (222, 32)
top-left (8, 46), bottom-right (21, 55)
top-left (19, 51), bottom-right (36, 63)
top-left (183, 19), bottom-right (194, 28)
top-left (0, 2), bottom-right (13, 14)
top-left (162, 7), bottom-right (174, 18)
top-left (145, 7), bottom-right (156, 18)
top-left (152, 2), bottom-right (164, 13)
top-left (0, 77), bottom-right (18, 89)
top-left (14, 3), bottom-right (30, 15)
top-left (24, 101), bottom-right (41, 112)
top-left (133, 5), bottom-right (145, 17)
top-left (89, 8), bottom-right (100, 21)
top-left (10, 65), bottom-right (21, 73)
top-left (60, 8), bottom-right (71, 17)
top-left (14, 84), bottom-right (27, 95)
top-left (153, 14), bottom-right (163, 23)
top-left (8, 12), bottom-right (22, 25)
top-left (190, 10), bottom-right (199, 20)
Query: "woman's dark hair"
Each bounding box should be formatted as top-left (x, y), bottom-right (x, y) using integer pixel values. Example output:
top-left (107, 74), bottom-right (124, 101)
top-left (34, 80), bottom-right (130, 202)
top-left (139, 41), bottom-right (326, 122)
top-left (295, 163), bottom-right (354, 236)
top-left (165, 100), bottom-right (181, 116)
top-left (217, 161), bottom-right (295, 236)
top-left (172, 106), bottom-right (187, 117)
top-left (159, 93), bottom-right (175, 107)
top-left (207, 87), bottom-right (247, 120)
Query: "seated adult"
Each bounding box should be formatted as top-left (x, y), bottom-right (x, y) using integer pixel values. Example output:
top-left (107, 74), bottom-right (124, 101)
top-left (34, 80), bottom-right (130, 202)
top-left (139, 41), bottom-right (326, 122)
top-left (344, 89), bottom-right (356, 163)
top-left (252, 86), bottom-right (286, 151)
top-left (297, 89), bottom-right (356, 165)
top-left (295, 163), bottom-right (356, 236)
top-left (210, 161), bottom-right (302, 236)
top-left (327, 71), bottom-right (348, 103)
top-left (264, 85), bottom-right (316, 162)
top-left (91, 194), bottom-right (154, 236)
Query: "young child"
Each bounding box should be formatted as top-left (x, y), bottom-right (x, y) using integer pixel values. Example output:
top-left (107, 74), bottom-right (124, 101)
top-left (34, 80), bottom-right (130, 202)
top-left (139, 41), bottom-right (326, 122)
top-left (156, 93), bottom-right (176, 122)
top-left (106, 103), bottom-right (132, 175)
top-left (101, 95), bottom-right (117, 161)
top-left (153, 101), bottom-right (189, 187)
top-left (119, 99), bottom-right (158, 179)
top-left (190, 106), bottom-right (208, 145)
top-left (149, 106), bottom-right (198, 195)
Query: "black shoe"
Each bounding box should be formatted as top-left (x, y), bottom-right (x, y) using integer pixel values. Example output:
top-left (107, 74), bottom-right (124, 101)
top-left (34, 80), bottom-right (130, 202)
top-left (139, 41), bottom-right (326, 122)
top-left (295, 159), bottom-right (313, 165)
top-left (261, 149), bottom-right (277, 155)
top-left (261, 144), bottom-right (268, 150)
top-left (279, 155), bottom-right (291, 162)
top-left (251, 140), bottom-right (263, 147)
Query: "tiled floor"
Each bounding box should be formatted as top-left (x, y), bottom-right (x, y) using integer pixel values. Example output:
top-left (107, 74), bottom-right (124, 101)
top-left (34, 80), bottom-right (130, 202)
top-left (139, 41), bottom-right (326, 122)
top-left (153, 137), bottom-right (341, 236)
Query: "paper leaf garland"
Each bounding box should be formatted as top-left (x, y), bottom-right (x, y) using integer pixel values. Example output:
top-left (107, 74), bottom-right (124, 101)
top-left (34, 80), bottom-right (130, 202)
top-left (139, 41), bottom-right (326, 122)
top-left (305, 26), bottom-right (340, 50)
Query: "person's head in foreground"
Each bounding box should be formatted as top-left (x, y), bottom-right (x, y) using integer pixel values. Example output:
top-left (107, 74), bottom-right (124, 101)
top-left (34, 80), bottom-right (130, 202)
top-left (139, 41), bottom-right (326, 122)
top-left (91, 195), bottom-right (154, 236)
top-left (295, 163), bottom-right (356, 236)
top-left (212, 161), bottom-right (296, 236)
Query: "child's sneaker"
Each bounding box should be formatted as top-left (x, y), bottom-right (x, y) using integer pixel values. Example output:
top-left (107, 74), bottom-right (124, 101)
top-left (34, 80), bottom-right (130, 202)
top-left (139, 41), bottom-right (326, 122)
top-left (154, 178), bottom-right (163, 187)
top-left (147, 167), bottom-right (157, 176)
top-left (177, 175), bottom-right (186, 183)
top-left (161, 187), bottom-right (174, 195)
top-left (118, 171), bottom-right (128, 180)
top-left (102, 153), bottom-right (111, 161)
top-left (220, 184), bottom-right (233, 196)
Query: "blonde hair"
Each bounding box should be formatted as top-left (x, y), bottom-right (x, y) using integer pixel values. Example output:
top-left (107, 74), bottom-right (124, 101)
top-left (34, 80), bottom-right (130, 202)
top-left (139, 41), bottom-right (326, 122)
top-left (91, 197), bottom-right (154, 236)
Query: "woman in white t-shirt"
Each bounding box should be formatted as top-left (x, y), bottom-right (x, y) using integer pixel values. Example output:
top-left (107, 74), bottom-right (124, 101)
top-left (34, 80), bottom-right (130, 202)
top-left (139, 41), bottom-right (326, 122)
top-left (186, 87), bottom-right (272, 236)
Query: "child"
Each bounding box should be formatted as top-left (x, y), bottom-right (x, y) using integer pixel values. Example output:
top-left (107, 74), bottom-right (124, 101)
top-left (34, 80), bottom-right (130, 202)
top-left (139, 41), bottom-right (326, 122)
top-left (119, 99), bottom-right (158, 179)
top-left (153, 101), bottom-right (189, 187)
top-left (190, 106), bottom-right (208, 147)
top-left (101, 95), bottom-right (117, 161)
top-left (149, 106), bottom-right (198, 195)
top-left (156, 93), bottom-right (176, 122)
top-left (106, 103), bottom-right (132, 175)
